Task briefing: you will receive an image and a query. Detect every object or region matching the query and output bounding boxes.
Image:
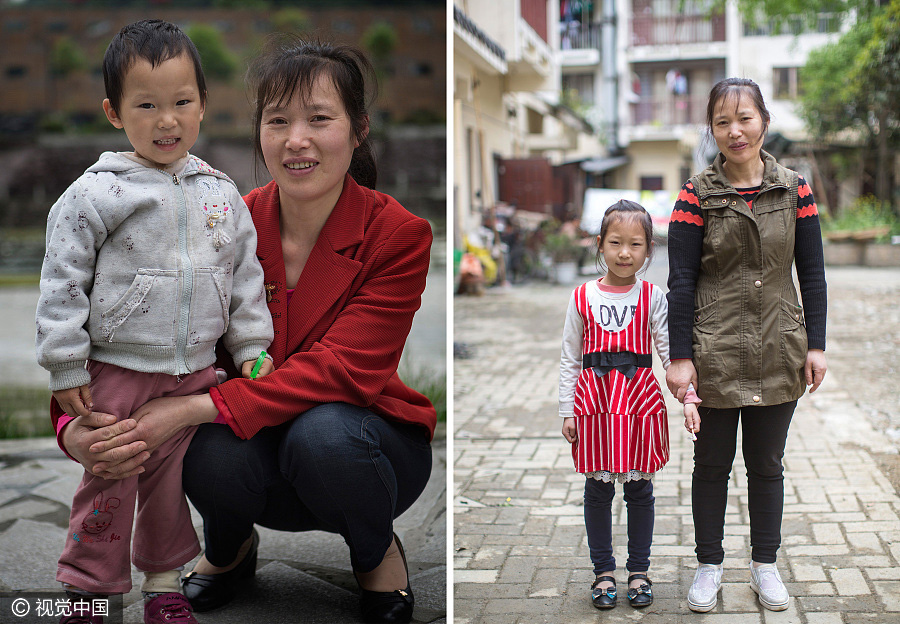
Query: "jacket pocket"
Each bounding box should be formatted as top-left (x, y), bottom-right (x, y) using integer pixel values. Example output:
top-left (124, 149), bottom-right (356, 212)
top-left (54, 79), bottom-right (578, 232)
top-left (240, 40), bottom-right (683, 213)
top-left (99, 269), bottom-right (177, 344)
top-left (187, 267), bottom-right (230, 346)
top-left (780, 297), bottom-right (808, 374)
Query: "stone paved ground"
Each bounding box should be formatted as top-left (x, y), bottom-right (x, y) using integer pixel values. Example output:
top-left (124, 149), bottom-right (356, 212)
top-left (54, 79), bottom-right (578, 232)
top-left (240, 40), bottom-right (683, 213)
top-left (453, 254), bottom-right (900, 624)
top-left (0, 430), bottom-right (446, 624)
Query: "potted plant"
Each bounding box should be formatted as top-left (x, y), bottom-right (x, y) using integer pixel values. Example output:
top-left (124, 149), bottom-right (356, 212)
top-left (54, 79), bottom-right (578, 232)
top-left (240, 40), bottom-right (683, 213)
top-left (544, 232), bottom-right (581, 284)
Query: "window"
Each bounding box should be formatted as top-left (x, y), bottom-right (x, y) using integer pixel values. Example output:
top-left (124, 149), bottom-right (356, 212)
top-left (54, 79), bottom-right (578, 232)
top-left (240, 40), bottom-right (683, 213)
top-left (4, 19), bottom-right (27, 33)
top-left (640, 176), bottom-right (663, 191)
top-left (5, 66), bottom-right (27, 79)
top-left (562, 73), bottom-right (595, 106)
top-left (744, 13), bottom-right (840, 36)
top-left (773, 67), bottom-right (801, 100)
top-left (526, 107), bottom-right (543, 134)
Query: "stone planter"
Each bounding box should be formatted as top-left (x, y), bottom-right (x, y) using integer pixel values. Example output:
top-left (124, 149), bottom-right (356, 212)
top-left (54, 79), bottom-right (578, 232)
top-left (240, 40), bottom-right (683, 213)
top-left (553, 261), bottom-right (578, 284)
top-left (823, 242), bottom-right (900, 267)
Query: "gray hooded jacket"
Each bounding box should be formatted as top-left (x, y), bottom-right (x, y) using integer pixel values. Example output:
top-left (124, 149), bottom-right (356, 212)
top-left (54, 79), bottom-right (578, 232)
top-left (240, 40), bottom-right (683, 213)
top-left (36, 152), bottom-right (273, 391)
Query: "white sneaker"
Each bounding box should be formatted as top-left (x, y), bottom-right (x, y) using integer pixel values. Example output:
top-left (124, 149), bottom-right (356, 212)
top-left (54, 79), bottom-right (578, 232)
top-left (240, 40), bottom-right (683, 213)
top-left (687, 563), bottom-right (723, 612)
top-left (750, 562), bottom-right (790, 611)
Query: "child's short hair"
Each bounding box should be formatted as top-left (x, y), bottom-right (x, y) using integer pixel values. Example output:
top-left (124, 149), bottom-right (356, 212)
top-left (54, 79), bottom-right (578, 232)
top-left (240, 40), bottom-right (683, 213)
top-left (595, 199), bottom-right (655, 271)
top-left (103, 19), bottom-right (207, 114)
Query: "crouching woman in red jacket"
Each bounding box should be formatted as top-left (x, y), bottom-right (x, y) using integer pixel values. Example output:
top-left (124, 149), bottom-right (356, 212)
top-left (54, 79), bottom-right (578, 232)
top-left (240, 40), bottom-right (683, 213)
top-left (58, 38), bottom-right (435, 624)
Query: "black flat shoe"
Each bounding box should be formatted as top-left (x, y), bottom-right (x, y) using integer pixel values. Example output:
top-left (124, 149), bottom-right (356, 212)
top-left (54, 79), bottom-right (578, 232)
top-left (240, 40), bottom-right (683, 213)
top-left (591, 575), bottom-right (617, 609)
top-left (181, 528), bottom-right (259, 612)
top-left (627, 573), bottom-right (653, 608)
top-left (356, 532), bottom-right (414, 623)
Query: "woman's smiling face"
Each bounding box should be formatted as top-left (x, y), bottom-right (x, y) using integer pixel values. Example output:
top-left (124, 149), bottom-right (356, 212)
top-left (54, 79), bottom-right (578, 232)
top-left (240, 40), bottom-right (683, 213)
top-left (260, 74), bottom-right (363, 212)
top-left (711, 90), bottom-right (766, 167)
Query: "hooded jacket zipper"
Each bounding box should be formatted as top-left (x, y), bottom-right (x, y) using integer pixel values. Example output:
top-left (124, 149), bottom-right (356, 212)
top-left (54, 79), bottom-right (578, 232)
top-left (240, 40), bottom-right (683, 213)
top-left (165, 171), bottom-right (193, 374)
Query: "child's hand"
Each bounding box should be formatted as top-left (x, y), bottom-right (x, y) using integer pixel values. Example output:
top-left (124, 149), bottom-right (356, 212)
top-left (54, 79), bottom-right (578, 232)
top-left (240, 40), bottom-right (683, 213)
top-left (684, 403), bottom-right (700, 439)
top-left (562, 417), bottom-right (577, 443)
top-left (241, 357), bottom-right (274, 379)
top-left (53, 385), bottom-right (93, 418)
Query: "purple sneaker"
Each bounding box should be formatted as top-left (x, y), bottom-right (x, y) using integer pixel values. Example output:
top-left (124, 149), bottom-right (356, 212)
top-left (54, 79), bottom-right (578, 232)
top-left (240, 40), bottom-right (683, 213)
top-left (59, 596), bottom-right (104, 624)
top-left (143, 593), bottom-right (198, 624)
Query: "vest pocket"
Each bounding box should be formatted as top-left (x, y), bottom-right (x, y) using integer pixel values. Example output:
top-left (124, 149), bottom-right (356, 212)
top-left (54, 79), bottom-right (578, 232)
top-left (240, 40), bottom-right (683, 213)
top-left (780, 297), bottom-right (808, 378)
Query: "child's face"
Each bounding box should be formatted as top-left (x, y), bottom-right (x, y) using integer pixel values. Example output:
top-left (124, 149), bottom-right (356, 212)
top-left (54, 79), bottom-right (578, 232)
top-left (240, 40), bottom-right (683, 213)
top-left (103, 53), bottom-right (204, 168)
top-left (598, 217), bottom-right (649, 287)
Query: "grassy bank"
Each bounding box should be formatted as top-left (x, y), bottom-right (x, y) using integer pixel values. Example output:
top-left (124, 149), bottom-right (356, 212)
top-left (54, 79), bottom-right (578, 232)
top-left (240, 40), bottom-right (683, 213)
top-left (0, 386), bottom-right (53, 438)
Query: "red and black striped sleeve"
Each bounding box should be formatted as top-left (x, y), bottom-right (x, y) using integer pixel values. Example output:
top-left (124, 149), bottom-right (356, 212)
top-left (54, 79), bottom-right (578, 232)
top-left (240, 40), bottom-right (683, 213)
top-left (666, 181), bottom-right (704, 360)
top-left (795, 175), bottom-right (827, 350)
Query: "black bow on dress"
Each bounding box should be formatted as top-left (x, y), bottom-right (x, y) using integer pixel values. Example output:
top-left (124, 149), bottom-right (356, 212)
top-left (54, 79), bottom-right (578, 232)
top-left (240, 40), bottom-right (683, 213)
top-left (582, 351), bottom-right (653, 380)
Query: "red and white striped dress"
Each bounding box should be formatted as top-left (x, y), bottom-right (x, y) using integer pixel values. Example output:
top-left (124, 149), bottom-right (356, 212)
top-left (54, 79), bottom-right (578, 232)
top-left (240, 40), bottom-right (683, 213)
top-left (571, 280), bottom-right (669, 475)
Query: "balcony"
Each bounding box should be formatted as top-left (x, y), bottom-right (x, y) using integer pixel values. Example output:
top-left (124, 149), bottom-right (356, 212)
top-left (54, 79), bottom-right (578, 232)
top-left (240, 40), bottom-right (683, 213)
top-left (631, 14), bottom-right (726, 46)
top-left (560, 21), bottom-right (602, 50)
top-left (631, 95), bottom-right (706, 127)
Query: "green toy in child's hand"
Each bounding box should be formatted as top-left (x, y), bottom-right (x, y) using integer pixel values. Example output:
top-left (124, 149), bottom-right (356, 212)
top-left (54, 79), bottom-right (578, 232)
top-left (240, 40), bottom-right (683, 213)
top-left (251, 350), bottom-right (267, 379)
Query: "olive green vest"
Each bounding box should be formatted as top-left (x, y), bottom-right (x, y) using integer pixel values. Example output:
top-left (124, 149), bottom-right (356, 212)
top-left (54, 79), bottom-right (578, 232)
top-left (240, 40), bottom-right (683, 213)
top-left (689, 150), bottom-right (808, 408)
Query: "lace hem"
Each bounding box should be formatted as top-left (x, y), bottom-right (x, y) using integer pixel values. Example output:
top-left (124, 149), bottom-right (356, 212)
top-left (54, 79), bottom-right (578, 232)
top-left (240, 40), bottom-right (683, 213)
top-left (585, 469), bottom-right (654, 483)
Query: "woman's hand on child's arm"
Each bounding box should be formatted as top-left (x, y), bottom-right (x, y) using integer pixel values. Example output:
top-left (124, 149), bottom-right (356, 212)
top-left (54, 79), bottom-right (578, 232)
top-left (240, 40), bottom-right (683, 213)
top-left (52, 385), bottom-right (93, 418)
top-left (241, 356), bottom-right (274, 379)
top-left (562, 417), bottom-right (578, 443)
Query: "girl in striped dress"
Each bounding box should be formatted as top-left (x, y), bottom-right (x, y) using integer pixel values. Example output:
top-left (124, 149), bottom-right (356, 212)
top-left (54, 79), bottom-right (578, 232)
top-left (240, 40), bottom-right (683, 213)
top-left (559, 200), bottom-right (699, 610)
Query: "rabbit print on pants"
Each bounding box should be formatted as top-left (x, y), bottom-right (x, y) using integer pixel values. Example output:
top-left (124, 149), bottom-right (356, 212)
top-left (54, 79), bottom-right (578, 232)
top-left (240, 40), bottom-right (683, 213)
top-left (81, 492), bottom-right (121, 535)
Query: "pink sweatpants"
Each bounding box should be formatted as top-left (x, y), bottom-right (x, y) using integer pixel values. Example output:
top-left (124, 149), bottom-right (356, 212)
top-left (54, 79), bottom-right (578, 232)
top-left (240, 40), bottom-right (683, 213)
top-left (57, 361), bottom-right (218, 594)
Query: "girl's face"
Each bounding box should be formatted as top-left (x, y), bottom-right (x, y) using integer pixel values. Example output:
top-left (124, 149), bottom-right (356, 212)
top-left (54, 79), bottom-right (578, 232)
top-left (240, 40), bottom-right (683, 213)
top-left (598, 217), bottom-right (650, 287)
top-left (103, 53), bottom-right (205, 169)
top-left (259, 74), bottom-right (364, 212)
top-left (711, 91), bottom-right (766, 168)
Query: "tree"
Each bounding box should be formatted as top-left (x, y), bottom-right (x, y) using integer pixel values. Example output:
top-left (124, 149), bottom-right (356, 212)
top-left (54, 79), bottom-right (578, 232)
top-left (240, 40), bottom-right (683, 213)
top-left (798, 0), bottom-right (899, 209)
top-left (852, 0), bottom-right (900, 205)
top-left (713, 0), bottom-right (887, 27)
top-left (186, 25), bottom-right (238, 83)
top-left (271, 8), bottom-right (311, 35)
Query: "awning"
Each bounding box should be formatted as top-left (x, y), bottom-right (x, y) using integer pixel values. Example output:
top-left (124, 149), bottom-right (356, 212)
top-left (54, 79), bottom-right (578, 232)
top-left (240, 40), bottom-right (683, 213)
top-left (580, 155), bottom-right (630, 173)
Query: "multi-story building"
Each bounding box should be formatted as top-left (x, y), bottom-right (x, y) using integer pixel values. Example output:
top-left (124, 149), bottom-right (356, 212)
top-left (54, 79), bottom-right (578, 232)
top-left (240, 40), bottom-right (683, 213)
top-left (0, 4), bottom-right (444, 136)
top-left (454, 0), bottom-right (605, 247)
top-left (559, 0), bottom-right (847, 197)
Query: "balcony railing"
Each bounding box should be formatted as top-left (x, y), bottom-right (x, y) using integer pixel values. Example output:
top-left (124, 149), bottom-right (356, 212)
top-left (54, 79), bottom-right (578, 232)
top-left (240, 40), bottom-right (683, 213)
top-left (631, 14), bottom-right (726, 46)
top-left (631, 95), bottom-right (706, 126)
top-left (560, 21), bottom-right (602, 50)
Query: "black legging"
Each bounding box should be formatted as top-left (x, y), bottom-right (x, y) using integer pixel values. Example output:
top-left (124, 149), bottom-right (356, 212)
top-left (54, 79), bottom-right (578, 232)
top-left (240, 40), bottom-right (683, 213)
top-left (182, 402), bottom-right (432, 572)
top-left (692, 401), bottom-right (796, 565)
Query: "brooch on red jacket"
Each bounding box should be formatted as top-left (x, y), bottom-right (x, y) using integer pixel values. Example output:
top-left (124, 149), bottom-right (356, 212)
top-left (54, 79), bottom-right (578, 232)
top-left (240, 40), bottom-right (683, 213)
top-left (265, 282), bottom-right (278, 303)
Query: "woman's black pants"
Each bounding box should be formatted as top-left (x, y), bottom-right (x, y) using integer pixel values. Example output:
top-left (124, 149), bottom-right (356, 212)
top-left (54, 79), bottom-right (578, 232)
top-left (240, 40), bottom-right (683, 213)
top-left (182, 402), bottom-right (432, 572)
top-left (692, 401), bottom-right (796, 565)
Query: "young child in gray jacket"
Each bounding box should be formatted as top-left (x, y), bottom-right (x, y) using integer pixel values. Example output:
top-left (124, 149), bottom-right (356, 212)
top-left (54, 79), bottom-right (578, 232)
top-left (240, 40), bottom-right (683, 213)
top-left (34, 20), bottom-right (273, 624)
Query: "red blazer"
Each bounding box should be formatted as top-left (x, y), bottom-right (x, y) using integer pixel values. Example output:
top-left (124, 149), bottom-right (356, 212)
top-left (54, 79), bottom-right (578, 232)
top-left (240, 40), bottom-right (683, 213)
top-left (212, 174), bottom-right (436, 440)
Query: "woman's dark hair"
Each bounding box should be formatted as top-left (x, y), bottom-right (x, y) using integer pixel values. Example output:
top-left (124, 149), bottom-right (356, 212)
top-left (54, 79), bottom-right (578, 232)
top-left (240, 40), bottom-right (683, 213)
top-left (249, 35), bottom-right (377, 189)
top-left (103, 19), bottom-right (208, 114)
top-left (706, 77), bottom-right (770, 137)
top-left (594, 200), bottom-right (654, 273)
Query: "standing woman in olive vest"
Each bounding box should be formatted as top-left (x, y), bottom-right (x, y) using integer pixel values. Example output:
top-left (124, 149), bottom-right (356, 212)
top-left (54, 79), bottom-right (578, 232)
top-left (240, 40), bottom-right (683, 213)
top-left (666, 78), bottom-right (827, 613)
